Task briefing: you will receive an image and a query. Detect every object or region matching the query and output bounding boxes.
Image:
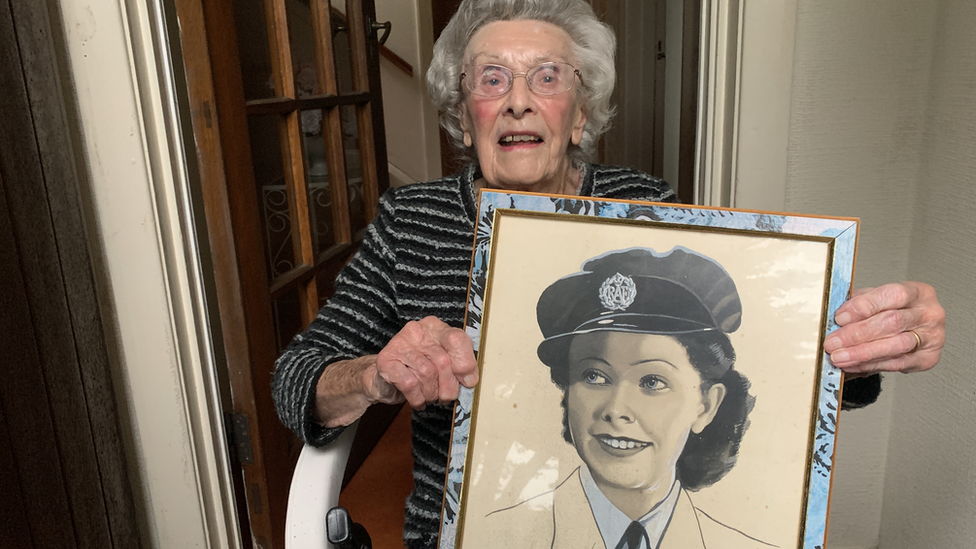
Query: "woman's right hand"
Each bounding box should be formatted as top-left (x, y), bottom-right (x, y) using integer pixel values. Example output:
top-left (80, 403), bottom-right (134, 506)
top-left (374, 316), bottom-right (479, 409)
top-left (314, 316), bottom-right (479, 427)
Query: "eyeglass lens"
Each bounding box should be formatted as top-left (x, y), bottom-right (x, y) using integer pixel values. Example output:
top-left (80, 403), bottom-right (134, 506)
top-left (465, 62), bottom-right (578, 97)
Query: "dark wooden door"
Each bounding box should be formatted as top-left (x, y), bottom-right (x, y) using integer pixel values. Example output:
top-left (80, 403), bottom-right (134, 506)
top-left (0, 2), bottom-right (141, 548)
top-left (172, 0), bottom-right (390, 546)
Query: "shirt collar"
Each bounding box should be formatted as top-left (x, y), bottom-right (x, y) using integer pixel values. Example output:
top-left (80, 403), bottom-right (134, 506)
top-left (579, 465), bottom-right (682, 549)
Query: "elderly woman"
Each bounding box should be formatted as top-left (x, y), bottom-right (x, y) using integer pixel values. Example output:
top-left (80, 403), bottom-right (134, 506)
top-left (484, 247), bottom-right (769, 549)
top-left (272, 0), bottom-right (945, 547)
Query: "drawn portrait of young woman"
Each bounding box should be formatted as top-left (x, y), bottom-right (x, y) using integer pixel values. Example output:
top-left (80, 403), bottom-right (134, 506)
top-left (456, 215), bottom-right (833, 549)
top-left (483, 247), bottom-right (770, 549)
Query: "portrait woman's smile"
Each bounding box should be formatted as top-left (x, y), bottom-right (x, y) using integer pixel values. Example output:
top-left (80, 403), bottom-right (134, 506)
top-left (566, 332), bottom-right (726, 502)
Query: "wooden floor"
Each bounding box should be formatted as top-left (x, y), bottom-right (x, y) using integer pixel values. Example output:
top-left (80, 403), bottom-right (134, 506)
top-left (338, 405), bottom-right (415, 548)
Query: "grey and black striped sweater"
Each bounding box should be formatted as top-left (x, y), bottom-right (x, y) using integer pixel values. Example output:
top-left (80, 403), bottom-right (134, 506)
top-left (271, 163), bottom-right (673, 547)
top-left (271, 163), bottom-right (879, 548)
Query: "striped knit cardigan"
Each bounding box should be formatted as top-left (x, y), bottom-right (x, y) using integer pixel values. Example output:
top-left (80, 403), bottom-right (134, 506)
top-left (271, 163), bottom-right (879, 548)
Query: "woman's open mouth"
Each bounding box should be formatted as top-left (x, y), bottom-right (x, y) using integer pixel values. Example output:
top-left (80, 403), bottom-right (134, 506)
top-left (499, 133), bottom-right (543, 148)
top-left (596, 434), bottom-right (650, 451)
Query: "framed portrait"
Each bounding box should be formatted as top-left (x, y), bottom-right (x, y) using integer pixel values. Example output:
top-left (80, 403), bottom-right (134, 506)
top-left (438, 192), bottom-right (859, 549)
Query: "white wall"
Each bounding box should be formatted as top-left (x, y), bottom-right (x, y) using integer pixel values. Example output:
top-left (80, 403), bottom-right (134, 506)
top-left (782, 1), bottom-right (976, 548)
top-left (878, 1), bottom-right (976, 547)
top-left (731, 0), bottom-right (798, 212)
top-left (737, 2), bottom-right (937, 541)
top-left (375, 0), bottom-right (442, 185)
top-left (785, 2), bottom-right (936, 547)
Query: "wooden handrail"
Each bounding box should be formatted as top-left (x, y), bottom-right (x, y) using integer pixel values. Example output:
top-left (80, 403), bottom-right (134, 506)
top-left (327, 5), bottom-right (415, 78)
top-left (380, 45), bottom-right (414, 77)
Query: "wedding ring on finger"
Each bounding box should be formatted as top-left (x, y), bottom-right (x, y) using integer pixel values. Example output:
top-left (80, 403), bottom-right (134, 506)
top-left (908, 329), bottom-right (922, 353)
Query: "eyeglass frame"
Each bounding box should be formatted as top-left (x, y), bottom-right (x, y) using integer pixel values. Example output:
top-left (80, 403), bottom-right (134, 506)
top-left (459, 61), bottom-right (585, 97)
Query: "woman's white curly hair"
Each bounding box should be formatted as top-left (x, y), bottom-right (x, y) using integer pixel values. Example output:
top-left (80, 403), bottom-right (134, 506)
top-left (426, 0), bottom-right (617, 168)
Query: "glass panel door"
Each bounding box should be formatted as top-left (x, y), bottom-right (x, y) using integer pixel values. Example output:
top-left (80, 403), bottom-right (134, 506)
top-left (174, 0), bottom-right (390, 545)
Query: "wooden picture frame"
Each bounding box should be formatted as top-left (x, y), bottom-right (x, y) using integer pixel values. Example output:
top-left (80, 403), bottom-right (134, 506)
top-left (438, 191), bottom-right (859, 549)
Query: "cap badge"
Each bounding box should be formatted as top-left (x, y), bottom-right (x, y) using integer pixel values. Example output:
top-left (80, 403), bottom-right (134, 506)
top-left (599, 273), bottom-right (637, 311)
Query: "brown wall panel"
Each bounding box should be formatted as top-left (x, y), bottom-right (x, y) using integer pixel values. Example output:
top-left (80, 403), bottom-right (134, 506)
top-left (8, 1), bottom-right (141, 543)
top-left (0, 405), bottom-right (35, 549)
top-left (0, 0), bottom-right (141, 547)
top-left (0, 173), bottom-right (76, 549)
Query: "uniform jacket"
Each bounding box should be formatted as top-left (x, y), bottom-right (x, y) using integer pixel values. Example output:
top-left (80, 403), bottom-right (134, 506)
top-left (482, 468), bottom-right (774, 549)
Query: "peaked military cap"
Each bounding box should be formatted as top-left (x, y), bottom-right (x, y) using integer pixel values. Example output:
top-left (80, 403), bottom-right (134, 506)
top-left (536, 247), bottom-right (741, 368)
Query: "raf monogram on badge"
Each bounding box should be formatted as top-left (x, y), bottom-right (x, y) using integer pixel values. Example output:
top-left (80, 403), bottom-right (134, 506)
top-left (598, 272), bottom-right (637, 311)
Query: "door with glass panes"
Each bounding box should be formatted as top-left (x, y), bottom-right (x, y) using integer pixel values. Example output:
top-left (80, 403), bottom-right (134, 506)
top-left (173, 0), bottom-right (389, 546)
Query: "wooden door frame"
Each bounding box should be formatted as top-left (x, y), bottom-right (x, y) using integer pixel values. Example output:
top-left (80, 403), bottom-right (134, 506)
top-left (677, 0), bottom-right (701, 204)
top-left (173, 0), bottom-right (392, 546)
top-left (177, 0), bottom-right (286, 543)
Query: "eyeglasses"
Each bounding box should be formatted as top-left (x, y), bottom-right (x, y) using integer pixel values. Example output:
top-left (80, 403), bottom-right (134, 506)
top-left (460, 62), bottom-right (583, 97)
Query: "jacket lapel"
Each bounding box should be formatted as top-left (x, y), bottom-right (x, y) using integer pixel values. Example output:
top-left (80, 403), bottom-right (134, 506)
top-left (551, 469), bottom-right (605, 549)
top-left (657, 489), bottom-right (706, 549)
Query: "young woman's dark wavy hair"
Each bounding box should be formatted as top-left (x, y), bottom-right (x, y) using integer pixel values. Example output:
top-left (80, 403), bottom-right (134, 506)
top-left (552, 330), bottom-right (754, 491)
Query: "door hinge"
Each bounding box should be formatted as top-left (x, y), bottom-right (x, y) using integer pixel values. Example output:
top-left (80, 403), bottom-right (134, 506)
top-left (228, 413), bottom-right (255, 465)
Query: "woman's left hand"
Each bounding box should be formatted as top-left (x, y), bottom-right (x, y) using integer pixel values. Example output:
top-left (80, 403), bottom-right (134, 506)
top-left (823, 282), bottom-right (945, 376)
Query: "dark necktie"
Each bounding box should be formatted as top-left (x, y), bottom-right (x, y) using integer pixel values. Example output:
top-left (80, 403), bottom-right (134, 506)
top-left (615, 520), bottom-right (649, 549)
